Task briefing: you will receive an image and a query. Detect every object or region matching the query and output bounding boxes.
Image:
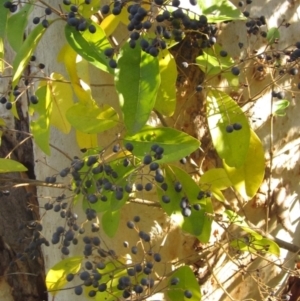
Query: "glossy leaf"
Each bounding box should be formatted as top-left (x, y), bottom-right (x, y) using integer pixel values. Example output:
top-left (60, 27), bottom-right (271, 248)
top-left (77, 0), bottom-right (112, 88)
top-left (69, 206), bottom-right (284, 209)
top-left (102, 210), bottom-right (120, 238)
top-left (207, 89), bottom-right (250, 167)
top-left (199, 168), bottom-right (231, 201)
top-left (46, 256), bottom-right (83, 295)
top-left (198, 0), bottom-right (246, 22)
top-left (49, 73), bottom-right (73, 134)
top-left (7, 3), bottom-right (33, 52)
top-left (273, 99), bottom-right (290, 116)
top-left (223, 130), bottom-right (265, 200)
top-left (168, 266), bottom-right (201, 301)
top-left (30, 83), bottom-right (52, 155)
top-left (115, 43), bottom-right (160, 134)
top-left (0, 0), bottom-right (8, 38)
top-left (0, 158), bottom-right (27, 173)
top-left (124, 126), bottom-right (200, 163)
top-left (157, 165), bottom-right (212, 241)
top-left (154, 50), bottom-right (177, 116)
top-left (66, 102), bottom-right (119, 134)
top-left (65, 22), bottom-right (113, 74)
top-left (12, 24), bottom-right (47, 86)
top-left (267, 28), bottom-right (280, 45)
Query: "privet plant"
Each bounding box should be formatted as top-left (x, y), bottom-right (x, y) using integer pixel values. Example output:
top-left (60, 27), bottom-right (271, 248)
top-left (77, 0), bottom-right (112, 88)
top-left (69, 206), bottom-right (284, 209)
top-left (0, 0), bottom-right (299, 300)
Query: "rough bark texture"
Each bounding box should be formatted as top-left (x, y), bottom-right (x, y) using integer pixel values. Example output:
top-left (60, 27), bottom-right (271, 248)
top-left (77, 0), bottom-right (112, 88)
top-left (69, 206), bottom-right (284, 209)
top-left (0, 99), bottom-right (47, 300)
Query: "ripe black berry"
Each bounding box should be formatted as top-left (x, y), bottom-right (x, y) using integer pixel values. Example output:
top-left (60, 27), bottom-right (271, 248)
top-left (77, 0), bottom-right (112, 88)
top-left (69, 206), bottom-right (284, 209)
top-left (170, 277), bottom-right (179, 285)
top-left (101, 4), bottom-right (110, 14)
top-left (226, 125), bottom-right (234, 133)
top-left (182, 207), bottom-right (192, 217)
top-left (98, 283), bottom-right (107, 292)
top-left (231, 66), bottom-right (240, 76)
top-left (0, 97), bottom-right (7, 104)
top-left (143, 154), bottom-right (152, 165)
top-left (42, 19), bottom-right (49, 28)
top-left (127, 221), bottom-right (135, 229)
top-left (45, 7), bottom-right (52, 15)
top-left (5, 102), bottom-right (12, 110)
top-left (184, 290), bottom-right (193, 298)
top-left (193, 204), bottom-right (201, 211)
top-left (174, 181), bottom-right (182, 192)
top-left (30, 95), bottom-right (39, 104)
top-left (109, 59), bottom-right (117, 69)
top-left (154, 253), bottom-right (161, 262)
top-left (74, 285), bottom-right (83, 295)
top-left (145, 182), bottom-right (153, 191)
top-left (233, 123), bottom-right (242, 130)
top-left (33, 17), bottom-right (40, 24)
top-left (162, 195), bottom-right (170, 203)
top-left (220, 50), bottom-right (228, 57)
top-left (89, 24), bottom-right (96, 33)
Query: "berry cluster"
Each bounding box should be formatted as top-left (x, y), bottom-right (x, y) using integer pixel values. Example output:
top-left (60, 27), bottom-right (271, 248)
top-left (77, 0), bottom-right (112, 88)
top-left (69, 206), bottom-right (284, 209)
top-left (226, 123), bottom-right (243, 133)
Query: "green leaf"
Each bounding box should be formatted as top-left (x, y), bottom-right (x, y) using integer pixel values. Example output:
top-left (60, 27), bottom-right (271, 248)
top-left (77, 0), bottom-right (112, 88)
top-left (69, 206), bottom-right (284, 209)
top-left (223, 130), bottom-right (265, 200)
top-left (273, 99), bottom-right (290, 116)
top-left (199, 168), bottom-right (231, 201)
top-left (167, 266), bottom-right (201, 301)
top-left (207, 89), bottom-right (250, 167)
top-left (198, 0), bottom-right (246, 22)
top-left (94, 259), bottom-right (127, 301)
top-left (65, 22), bottom-right (113, 74)
top-left (49, 73), bottom-right (73, 134)
top-left (0, 158), bottom-right (27, 173)
top-left (156, 165), bottom-right (212, 241)
top-left (0, 0), bottom-right (8, 38)
top-left (102, 210), bottom-right (120, 238)
top-left (267, 28), bottom-right (280, 45)
top-left (0, 38), bottom-right (4, 73)
top-left (124, 126), bottom-right (200, 163)
top-left (154, 50), bottom-right (177, 116)
top-left (115, 43), bottom-right (161, 135)
top-left (196, 45), bottom-right (234, 76)
top-left (46, 256), bottom-right (83, 295)
top-left (66, 102), bottom-right (119, 134)
top-left (230, 236), bottom-right (280, 257)
top-left (224, 210), bottom-right (262, 239)
top-left (7, 3), bottom-right (33, 52)
top-left (30, 83), bottom-right (52, 155)
top-left (12, 24), bottom-right (47, 86)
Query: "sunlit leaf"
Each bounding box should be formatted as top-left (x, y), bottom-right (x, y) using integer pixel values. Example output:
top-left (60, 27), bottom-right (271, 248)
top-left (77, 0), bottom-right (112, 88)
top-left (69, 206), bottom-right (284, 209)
top-left (0, 158), bottom-right (27, 173)
top-left (100, 7), bottom-right (128, 36)
top-left (76, 130), bottom-right (98, 149)
top-left (115, 43), bottom-right (160, 135)
top-left (230, 236), bottom-right (280, 257)
top-left (30, 83), bottom-right (52, 155)
top-left (66, 102), bottom-right (119, 134)
top-left (207, 89), bottom-right (250, 167)
top-left (12, 24), bottom-right (47, 86)
top-left (273, 99), bottom-right (289, 116)
top-left (168, 266), bottom-right (201, 301)
top-left (267, 28), bottom-right (280, 45)
top-left (46, 256), bottom-right (83, 295)
top-left (65, 22), bottom-right (113, 74)
top-left (198, 0), bottom-right (246, 22)
top-left (156, 165), bottom-right (212, 241)
top-left (154, 50), bottom-right (177, 116)
top-left (0, 0), bottom-right (8, 38)
top-left (49, 73), bottom-right (73, 133)
top-left (7, 3), bottom-right (33, 52)
top-left (223, 130), bottom-right (265, 200)
top-left (199, 168), bottom-right (231, 201)
top-left (57, 44), bottom-right (93, 104)
top-left (124, 126), bottom-right (200, 163)
top-left (102, 210), bottom-right (120, 238)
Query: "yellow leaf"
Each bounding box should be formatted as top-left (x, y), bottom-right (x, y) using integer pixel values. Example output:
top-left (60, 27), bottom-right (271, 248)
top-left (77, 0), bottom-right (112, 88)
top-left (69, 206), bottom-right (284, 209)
top-left (223, 130), bottom-right (265, 200)
top-left (199, 168), bottom-right (232, 201)
top-left (76, 130), bottom-right (98, 149)
top-left (100, 7), bottom-right (128, 36)
top-left (0, 38), bottom-right (4, 73)
top-left (154, 50), bottom-right (177, 116)
top-left (57, 44), bottom-right (93, 104)
top-left (49, 73), bottom-right (73, 134)
top-left (46, 256), bottom-right (83, 295)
